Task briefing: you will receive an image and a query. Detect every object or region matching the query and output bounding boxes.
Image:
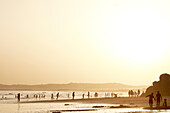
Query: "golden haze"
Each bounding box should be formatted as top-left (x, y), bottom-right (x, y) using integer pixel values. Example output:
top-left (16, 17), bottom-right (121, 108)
top-left (1, 0), bottom-right (170, 85)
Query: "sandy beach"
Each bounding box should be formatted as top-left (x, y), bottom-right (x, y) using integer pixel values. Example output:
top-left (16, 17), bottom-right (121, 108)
top-left (21, 96), bottom-right (170, 107)
top-left (21, 97), bottom-right (149, 107)
top-left (1, 92), bottom-right (170, 113)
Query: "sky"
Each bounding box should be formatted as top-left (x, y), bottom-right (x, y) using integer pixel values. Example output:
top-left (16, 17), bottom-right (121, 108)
top-left (1, 0), bottom-right (170, 85)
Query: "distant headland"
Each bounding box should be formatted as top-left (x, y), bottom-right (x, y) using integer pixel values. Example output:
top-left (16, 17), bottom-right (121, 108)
top-left (0, 83), bottom-right (147, 91)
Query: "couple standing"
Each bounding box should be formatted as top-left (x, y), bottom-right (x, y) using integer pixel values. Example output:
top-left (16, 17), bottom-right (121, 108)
top-left (146, 91), bottom-right (163, 108)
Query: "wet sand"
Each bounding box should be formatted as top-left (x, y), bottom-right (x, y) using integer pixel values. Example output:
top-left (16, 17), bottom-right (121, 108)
top-left (21, 97), bottom-right (149, 107)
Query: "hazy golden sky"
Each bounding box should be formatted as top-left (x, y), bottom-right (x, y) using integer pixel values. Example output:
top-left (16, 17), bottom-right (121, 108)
top-left (1, 0), bottom-right (170, 85)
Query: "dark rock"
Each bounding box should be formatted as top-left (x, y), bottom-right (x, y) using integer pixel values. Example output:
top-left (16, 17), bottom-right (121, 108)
top-left (141, 73), bottom-right (170, 96)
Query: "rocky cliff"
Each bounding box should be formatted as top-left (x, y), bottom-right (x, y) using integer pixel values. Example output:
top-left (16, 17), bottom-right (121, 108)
top-left (142, 73), bottom-right (170, 96)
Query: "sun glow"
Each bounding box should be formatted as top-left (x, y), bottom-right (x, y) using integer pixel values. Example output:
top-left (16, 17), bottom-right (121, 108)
top-left (106, 8), bottom-right (170, 63)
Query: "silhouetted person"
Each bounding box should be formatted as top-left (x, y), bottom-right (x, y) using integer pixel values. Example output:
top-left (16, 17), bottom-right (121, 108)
top-left (146, 93), bottom-right (155, 108)
top-left (82, 94), bottom-right (85, 99)
top-left (87, 92), bottom-right (90, 99)
top-left (114, 93), bottom-right (117, 98)
top-left (51, 93), bottom-right (54, 100)
top-left (35, 94), bottom-right (38, 99)
top-left (163, 99), bottom-right (167, 108)
top-left (128, 90), bottom-right (131, 97)
top-left (72, 92), bottom-right (75, 99)
top-left (56, 92), bottom-right (59, 100)
top-left (26, 94), bottom-right (29, 99)
top-left (17, 93), bottom-right (20, 102)
top-left (131, 90), bottom-right (134, 97)
top-left (43, 94), bottom-right (46, 98)
top-left (94, 92), bottom-right (98, 98)
top-left (138, 89), bottom-right (140, 96)
top-left (134, 91), bottom-right (137, 97)
top-left (142, 91), bottom-right (144, 95)
top-left (111, 92), bottom-right (114, 97)
top-left (156, 91), bottom-right (162, 107)
top-left (67, 93), bottom-right (70, 98)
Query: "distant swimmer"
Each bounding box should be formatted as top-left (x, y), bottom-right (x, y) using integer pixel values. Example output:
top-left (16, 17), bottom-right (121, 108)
top-left (94, 92), bottom-right (98, 98)
top-left (146, 93), bottom-right (155, 108)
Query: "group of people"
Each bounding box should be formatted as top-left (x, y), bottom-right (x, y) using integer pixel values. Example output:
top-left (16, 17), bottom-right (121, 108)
top-left (51, 92), bottom-right (59, 100)
top-left (72, 91), bottom-right (96, 99)
top-left (50, 91), bottom-right (117, 100)
top-left (128, 89), bottom-right (140, 97)
top-left (105, 92), bottom-right (117, 98)
top-left (146, 91), bottom-right (167, 108)
top-left (33, 94), bottom-right (46, 99)
top-left (14, 91), bottom-right (122, 102)
top-left (50, 92), bottom-right (87, 100)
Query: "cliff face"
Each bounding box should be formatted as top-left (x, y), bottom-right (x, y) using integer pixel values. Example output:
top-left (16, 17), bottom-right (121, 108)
top-left (142, 73), bottom-right (170, 96)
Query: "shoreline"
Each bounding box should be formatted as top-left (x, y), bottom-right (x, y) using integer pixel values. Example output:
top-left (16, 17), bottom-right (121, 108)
top-left (21, 97), bottom-right (149, 107)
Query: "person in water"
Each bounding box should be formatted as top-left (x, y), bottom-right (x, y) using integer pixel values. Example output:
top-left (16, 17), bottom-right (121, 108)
top-left (156, 91), bottom-right (162, 107)
top-left (146, 93), bottom-right (155, 108)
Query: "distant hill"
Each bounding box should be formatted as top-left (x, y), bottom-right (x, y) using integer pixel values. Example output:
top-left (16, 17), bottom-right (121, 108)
top-left (0, 83), bottom-right (147, 91)
top-left (141, 73), bottom-right (170, 96)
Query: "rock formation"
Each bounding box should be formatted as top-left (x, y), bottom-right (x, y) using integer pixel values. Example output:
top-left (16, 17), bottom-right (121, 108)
top-left (142, 73), bottom-right (170, 96)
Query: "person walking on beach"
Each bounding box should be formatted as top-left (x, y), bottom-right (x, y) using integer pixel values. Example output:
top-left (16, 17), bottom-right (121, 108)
top-left (51, 93), bottom-right (54, 100)
top-left (138, 89), bottom-right (140, 96)
top-left (17, 93), bottom-right (20, 102)
top-left (156, 91), bottom-right (162, 107)
top-left (82, 94), bottom-right (85, 99)
top-left (146, 93), bottom-right (155, 108)
top-left (67, 93), bottom-right (70, 98)
top-left (26, 94), bottom-right (29, 99)
top-left (35, 94), bottom-right (38, 99)
top-left (131, 90), bottom-right (134, 97)
top-left (111, 92), bottom-right (114, 97)
top-left (128, 90), bottom-right (131, 97)
top-left (87, 92), bottom-right (90, 99)
top-left (72, 92), bottom-right (75, 99)
top-left (114, 93), bottom-right (117, 98)
top-left (56, 92), bottom-right (59, 100)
